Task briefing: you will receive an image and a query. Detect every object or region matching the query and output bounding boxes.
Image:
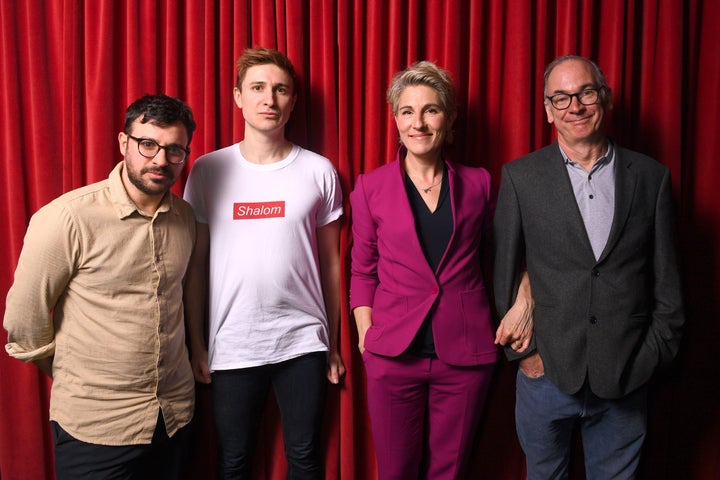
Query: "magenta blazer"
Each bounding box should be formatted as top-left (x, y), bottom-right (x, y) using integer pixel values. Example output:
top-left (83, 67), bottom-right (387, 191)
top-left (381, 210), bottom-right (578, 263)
top-left (349, 151), bottom-right (499, 366)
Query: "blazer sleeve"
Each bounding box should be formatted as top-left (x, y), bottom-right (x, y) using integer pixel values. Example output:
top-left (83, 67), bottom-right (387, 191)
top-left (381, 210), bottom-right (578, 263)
top-left (646, 168), bottom-right (685, 366)
top-left (493, 164), bottom-right (536, 361)
top-left (349, 174), bottom-right (380, 310)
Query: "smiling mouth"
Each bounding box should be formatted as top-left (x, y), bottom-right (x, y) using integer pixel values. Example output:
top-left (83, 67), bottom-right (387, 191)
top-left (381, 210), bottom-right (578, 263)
top-left (568, 117), bottom-right (591, 124)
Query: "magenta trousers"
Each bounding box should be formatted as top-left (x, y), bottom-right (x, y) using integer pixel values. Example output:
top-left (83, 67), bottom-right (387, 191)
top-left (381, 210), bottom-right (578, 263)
top-left (363, 351), bottom-right (495, 480)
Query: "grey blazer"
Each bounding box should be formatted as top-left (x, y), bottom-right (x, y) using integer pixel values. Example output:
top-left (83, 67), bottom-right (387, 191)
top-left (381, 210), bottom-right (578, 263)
top-left (493, 141), bottom-right (684, 399)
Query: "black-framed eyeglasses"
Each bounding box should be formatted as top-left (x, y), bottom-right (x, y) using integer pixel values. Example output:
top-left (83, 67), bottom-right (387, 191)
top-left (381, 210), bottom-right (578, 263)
top-left (126, 134), bottom-right (190, 165)
top-left (546, 87), bottom-right (603, 110)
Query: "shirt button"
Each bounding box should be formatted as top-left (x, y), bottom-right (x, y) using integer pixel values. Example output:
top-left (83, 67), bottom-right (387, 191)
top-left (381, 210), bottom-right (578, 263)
top-left (430, 287), bottom-right (438, 294)
top-left (589, 194), bottom-right (594, 199)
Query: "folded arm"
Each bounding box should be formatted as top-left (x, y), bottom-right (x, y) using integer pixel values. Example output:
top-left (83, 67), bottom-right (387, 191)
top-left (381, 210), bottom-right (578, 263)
top-left (4, 206), bottom-right (78, 375)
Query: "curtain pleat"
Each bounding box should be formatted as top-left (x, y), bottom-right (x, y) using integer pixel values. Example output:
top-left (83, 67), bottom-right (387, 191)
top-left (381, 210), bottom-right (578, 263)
top-left (2, 1), bottom-right (719, 479)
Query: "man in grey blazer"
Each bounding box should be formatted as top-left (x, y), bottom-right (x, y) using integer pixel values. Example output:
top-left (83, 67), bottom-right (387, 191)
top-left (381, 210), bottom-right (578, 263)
top-left (493, 55), bottom-right (684, 479)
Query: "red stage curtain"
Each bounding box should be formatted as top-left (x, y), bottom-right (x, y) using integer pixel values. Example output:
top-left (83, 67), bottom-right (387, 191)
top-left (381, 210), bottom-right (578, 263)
top-left (1, 1), bottom-right (719, 479)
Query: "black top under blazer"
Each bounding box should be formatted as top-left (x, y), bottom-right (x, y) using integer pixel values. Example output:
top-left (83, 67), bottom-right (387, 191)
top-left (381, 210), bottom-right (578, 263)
top-left (493, 141), bottom-right (684, 399)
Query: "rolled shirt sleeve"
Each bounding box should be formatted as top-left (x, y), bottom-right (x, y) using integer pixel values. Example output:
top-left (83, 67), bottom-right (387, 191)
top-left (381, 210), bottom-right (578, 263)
top-left (5, 200), bottom-right (79, 362)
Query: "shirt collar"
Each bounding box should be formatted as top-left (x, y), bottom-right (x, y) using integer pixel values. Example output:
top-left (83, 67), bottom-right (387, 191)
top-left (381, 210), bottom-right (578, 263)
top-left (108, 161), bottom-right (174, 219)
top-left (560, 140), bottom-right (615, 172)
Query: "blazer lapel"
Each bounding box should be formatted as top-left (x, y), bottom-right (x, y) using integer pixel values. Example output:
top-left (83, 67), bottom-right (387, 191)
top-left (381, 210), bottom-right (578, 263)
top-left (598, 148), bottom-right (636, 263)
top-left (434, 159), bottom-right (457, 274)
top-left (543, 144), bottom-right (597, 260)
top-left (389, 158), bottom-right (437, 278)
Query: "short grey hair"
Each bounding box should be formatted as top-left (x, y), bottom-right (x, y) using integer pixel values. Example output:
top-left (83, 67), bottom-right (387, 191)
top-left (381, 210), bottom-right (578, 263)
top-left (543, 55), bottom-right (612, 107)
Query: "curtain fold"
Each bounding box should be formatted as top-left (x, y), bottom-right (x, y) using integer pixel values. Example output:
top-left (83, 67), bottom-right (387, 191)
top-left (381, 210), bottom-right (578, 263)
top-left (2, 1), bottom-right (719, 479)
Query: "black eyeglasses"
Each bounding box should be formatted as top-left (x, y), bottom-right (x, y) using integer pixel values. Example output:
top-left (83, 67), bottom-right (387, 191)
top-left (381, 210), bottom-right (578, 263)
top-left (546, 87), bottom-right (603, 110)
top-left (126, 134), bottom-right (190, 165)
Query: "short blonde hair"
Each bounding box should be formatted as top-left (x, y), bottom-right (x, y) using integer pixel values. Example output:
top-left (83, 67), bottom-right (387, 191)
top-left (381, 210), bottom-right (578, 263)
top-left (386, 61), bottom-right (457, 118)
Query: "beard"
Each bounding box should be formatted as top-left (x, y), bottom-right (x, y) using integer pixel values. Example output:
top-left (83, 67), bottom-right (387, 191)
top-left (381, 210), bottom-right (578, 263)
top-left (125, 159), bottom-right (177, 196)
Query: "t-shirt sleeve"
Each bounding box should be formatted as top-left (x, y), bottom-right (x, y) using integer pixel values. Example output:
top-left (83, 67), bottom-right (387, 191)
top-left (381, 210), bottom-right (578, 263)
top-left (183, 160), bottom-right (208, 223)
top-left (317, 166), bottom-right (343, 227)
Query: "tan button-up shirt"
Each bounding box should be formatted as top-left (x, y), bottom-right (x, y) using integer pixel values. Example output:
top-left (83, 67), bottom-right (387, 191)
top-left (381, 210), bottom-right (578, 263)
top-left (4, 162), bottom-right (196, 445)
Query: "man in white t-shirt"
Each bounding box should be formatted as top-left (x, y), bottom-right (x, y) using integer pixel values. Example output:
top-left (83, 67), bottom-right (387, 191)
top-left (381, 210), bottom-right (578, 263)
top-left (183, 47), bottom-right (345, 479)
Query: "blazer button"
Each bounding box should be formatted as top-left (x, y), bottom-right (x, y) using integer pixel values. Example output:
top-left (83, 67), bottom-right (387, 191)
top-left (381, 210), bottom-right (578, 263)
top-left (591, 269), bottom-right (599, 277)
top-left (589, 315), bottom-right (597, 325)
top-left (430, 287), bottom-right (438, 294)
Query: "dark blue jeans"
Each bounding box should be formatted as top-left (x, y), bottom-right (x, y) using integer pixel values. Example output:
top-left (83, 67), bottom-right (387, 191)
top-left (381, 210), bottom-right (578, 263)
top-left (212, 352), bottom-right (327, 480)
top-left (52, 410), bottom-right (190, 480)
top-left (515, 370), bottom-right (648, 480)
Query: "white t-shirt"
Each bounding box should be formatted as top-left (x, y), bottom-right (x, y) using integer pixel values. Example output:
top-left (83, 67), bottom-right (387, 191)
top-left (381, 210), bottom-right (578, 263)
top-left (184, 143), bottom-right (343, 370)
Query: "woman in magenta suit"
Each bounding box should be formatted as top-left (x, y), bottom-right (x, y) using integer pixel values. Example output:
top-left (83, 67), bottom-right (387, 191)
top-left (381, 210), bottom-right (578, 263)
top-left (350, 61), bottom-right (532, 479)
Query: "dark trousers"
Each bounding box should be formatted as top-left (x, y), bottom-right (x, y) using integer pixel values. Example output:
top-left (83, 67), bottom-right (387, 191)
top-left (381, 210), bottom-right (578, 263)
top-left (52, 411), bottom-right (191, 480)
top-left (211, 352), bottom-right (327, 480)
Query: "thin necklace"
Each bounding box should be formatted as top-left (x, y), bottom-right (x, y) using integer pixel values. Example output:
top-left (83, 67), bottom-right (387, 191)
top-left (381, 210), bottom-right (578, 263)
top-left (420, 179), bottom-right (442, 194)
top-left (406, 163), bottom-right (443, 194)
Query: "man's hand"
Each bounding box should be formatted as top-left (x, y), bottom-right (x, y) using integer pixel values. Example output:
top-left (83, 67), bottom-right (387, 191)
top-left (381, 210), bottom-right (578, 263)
top-left (33, 356), bottom-right (54, 378)
top-left (191, 348), bottom-right (212, 384)
top-left (519, 352), bottom-right (545, 378)
top-left (326, 350), bottom-right (346, 384)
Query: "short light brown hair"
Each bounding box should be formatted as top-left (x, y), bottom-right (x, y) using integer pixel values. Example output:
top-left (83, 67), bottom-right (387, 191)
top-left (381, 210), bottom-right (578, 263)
top-left (386, 61), bottom-right (457, 118)
top-left (235, 47), bottom-right (299, 93)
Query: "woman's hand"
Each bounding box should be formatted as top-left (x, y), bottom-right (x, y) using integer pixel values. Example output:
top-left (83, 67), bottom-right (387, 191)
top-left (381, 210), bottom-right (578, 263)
top-left (353, 306), bottom-right (373, 353)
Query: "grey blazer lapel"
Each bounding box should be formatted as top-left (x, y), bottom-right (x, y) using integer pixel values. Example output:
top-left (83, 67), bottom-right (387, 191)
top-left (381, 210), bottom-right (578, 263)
top-left (598, 149), bottom-right (636, 263)
top-left (543, 144), bottom-right (596, 260)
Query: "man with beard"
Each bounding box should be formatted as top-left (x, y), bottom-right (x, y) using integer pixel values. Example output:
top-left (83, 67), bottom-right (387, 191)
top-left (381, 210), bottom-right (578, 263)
top-left (4, 94), bottom-right (198, 479)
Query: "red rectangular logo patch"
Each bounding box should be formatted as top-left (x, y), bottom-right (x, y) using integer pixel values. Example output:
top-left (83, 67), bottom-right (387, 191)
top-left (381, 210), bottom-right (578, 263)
top-left (233, 201), bottom-right (285, 220)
